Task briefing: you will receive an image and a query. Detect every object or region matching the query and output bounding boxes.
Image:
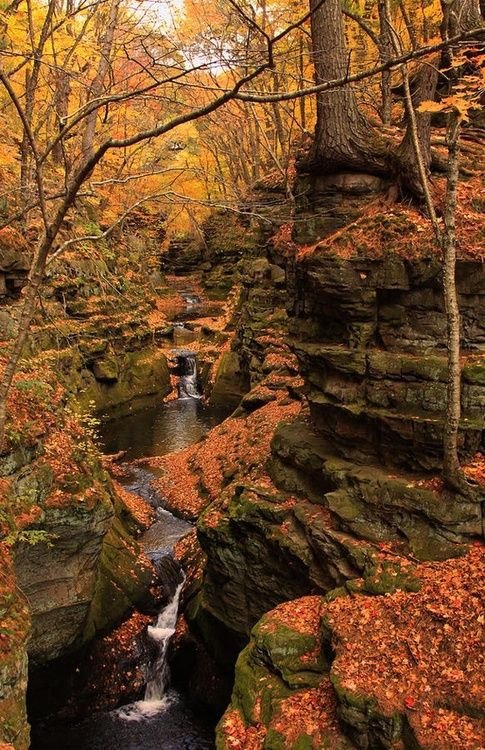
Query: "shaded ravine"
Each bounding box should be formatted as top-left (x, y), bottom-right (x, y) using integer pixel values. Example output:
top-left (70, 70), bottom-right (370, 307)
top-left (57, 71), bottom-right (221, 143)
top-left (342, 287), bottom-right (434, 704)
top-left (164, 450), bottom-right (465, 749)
top-left (31, 374), bottom-right (231, 749)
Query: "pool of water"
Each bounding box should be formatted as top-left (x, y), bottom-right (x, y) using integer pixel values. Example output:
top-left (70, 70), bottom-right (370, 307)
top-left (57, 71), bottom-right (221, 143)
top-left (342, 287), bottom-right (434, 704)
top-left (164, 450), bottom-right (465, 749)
top-left (31, 690), bottom-right (215, 750)
top-left (98, 398), bottom-right (232, 461)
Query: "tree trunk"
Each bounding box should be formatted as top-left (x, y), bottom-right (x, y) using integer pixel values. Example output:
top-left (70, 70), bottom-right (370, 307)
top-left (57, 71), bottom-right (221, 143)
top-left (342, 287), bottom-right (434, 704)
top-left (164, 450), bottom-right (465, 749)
top-left (298, 34), bottom-right (307, 131)
top-left (399, 0), bottom-right (419, 47)
top-left (442, 112), bottom-right (463, 489)
top-left (270, 70), bottom-right (287, 163)
top-left (440, 0), bottom-right (484, 69)
top-left (378, 0), bottom-right (393, 125)
top-left (397, 60), bottom-right (439, 198)
top-left (308, 0), bottom-right (388, 174)
top-left (20, 0), bottom-right (57, 197)
top-left (80, 0), bottom-right (120, 166)
top-left (52, 0), bottom-right (74, 165)
top-left (441, 0), bottom-right (483, 34)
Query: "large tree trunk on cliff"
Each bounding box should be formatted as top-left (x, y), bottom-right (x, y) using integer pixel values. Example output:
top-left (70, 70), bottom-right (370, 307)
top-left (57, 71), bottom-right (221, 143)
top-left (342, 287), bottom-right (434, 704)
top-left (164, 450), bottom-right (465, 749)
top-left (397, 61), bottom-right (439, 199)
top-left (308, 0), bottom-right (388, 174)
top-left (378, 0), bottom-right (393, 126)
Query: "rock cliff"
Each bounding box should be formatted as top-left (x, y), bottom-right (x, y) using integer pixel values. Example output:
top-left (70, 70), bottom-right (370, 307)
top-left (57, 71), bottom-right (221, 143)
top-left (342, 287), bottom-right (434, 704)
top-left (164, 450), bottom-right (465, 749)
top-left (165, 184), bottom-right (484, 745)
top-left (0, 368), bottom-right (155, 746)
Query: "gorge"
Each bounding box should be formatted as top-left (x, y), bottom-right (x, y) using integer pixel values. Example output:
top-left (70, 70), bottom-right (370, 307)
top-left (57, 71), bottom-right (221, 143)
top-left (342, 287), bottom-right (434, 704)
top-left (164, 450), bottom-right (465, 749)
top-left (1, 1), bottom-right (485, 749)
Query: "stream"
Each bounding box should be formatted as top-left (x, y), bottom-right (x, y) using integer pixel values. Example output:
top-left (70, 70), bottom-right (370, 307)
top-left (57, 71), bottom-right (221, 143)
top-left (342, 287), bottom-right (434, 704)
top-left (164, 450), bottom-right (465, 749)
top-left (31, 335), bottom-right (231, 749)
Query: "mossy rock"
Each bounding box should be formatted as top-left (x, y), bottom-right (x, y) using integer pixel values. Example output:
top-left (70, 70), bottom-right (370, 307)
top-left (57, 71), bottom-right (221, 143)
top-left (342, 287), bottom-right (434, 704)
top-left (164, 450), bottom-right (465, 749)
top-left (232, 649), bottom-right (292, 725)
top-left (82, 515), bottom-right (153, 641)
top-left (331, 672), bottom-right (404, 749)
top-left (229, 487), bottom-right (290, 526)
top-left (253, 620), bottom-right (325, 688)
top-left (210, 351), bottom-right (249, 409)
top-left (348, 561), bottom-right (421, 596)
top-left (74, 347), bottom-right (171, 414)
top-left (463, 359), bottom-right (485, 386)
top-left (92, 356), bottom-right (119, 383)
top-left (367, 351), bottom-right (447, 382)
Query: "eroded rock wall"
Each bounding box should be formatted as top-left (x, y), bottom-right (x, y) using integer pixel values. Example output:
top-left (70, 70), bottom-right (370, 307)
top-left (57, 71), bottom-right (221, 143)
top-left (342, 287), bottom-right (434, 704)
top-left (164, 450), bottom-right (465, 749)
top-left (179, 203), bottom-right (484, 726)
top-left (0, 372), bottom-right (155, 744)
top-left (281, 253), bottom-right (485, 557)
top-left (0, 550), bottom-right (30, 750)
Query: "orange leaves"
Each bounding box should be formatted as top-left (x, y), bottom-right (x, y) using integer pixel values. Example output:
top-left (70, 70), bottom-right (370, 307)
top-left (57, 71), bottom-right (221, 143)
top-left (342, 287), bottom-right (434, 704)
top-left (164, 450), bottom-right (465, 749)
top-left (463, 452), bottom-right (485, 487)
top-left (238, 545), bottom-right (484, 749)
top-left (218, 709), bottom-right (265, 750)
top-left (418, 95), bottom-right (474, 122)
top-left (289, 170), bottom-right (485, 264)
top-left (114, 481), bottom-right (155, 529)
top-left (150, 397), bottom-right (301, 520)
top-left (404, 695), bottom-right (416, 709)
top-left (410, 706), bottom-right (484, 749)
top-left (326, 545), bottom-right (485, 748)
top-left (270, 679), bottom-right (344, 748)
top-left (261, 595), bottom-right (324, 639)
top-left (417, 100), bottom-right (450, 115)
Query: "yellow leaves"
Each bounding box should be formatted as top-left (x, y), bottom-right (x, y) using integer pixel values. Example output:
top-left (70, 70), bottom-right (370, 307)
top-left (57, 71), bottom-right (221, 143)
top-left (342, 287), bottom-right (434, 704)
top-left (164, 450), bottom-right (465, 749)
top-left (418, 90), bottom-right (478, 122)
top-left (417, 100), bottom-right (448, 114)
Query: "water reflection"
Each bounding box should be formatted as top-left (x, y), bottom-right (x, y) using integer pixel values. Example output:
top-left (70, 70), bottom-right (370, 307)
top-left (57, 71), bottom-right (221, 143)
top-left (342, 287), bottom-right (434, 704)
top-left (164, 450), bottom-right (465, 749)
top-left (98, 398), bottom-right (231, 460)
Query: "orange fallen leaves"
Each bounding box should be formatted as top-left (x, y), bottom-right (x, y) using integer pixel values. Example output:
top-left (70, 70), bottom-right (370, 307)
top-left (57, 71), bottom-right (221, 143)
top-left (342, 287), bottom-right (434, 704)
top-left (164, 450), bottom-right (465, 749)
top-left (327, 545), bottom-right (485, 748)
top-left (463, 452), bottom-right (485, 487)
top-left (149, 397), bottom-right (301, 519)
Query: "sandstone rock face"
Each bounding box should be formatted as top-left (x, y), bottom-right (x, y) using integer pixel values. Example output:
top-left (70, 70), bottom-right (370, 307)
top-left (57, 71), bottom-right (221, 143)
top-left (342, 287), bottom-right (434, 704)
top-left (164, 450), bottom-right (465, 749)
top-left (26, 311), bottom-right (171, 415)
top-left (13, 492), bottom-right (152, 666)
top-left (287, 254), bottom-right (485, 353)
top-left (210, 351), bottom-right (249, 409)
top-left (0, 227), bottom-right (30, 299)
top-left (293, 172), bottom-right (390, 244)
top-left (14, 498), bottom-right (113, 665)
top-left (200, 211), bottom-right (263, 298)
top-left (78, 348), bottom-right (171, 415)
top-left (160, 236), bottom-right (203, 275)
top-left (189, 244), bottom-right (484, 710)
top-left (270, 420), bottom-right (481, 561)
top-left (283, 254), bottom-right (484, 549)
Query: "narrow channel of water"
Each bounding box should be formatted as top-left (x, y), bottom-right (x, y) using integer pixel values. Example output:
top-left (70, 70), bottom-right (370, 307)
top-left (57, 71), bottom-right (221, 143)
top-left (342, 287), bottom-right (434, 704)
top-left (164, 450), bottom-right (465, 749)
top-left (31, 387), bottom-right (231, 749)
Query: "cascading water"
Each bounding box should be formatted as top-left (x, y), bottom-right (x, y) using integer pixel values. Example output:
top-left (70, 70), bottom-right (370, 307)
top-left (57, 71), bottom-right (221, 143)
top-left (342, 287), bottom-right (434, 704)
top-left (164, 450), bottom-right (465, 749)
top-left (144, 576), bottom-right (185, 703)
top-left (28, 286), bottom-right (228, 750)
top-left (176, 351), bottom-right (201, 399)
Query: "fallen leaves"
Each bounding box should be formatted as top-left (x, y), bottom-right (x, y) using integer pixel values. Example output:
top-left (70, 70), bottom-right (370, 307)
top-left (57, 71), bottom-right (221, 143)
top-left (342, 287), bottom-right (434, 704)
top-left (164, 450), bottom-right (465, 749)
top-left (148, 397), bottom-right (301, 520)
top-left (221, 545), bottom-right (485, 750)
top-left (463, 452), bottom-right (485, 487)
top-left (327, 545), bottom-right (485, 748)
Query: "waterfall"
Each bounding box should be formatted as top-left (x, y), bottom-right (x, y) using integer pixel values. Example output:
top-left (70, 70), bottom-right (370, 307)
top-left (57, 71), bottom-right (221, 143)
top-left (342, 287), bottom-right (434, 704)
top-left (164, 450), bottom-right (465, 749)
top-left (177, 352), bottom-right (201, 400)
top-left (144, 576), bottom-right (185, 703)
